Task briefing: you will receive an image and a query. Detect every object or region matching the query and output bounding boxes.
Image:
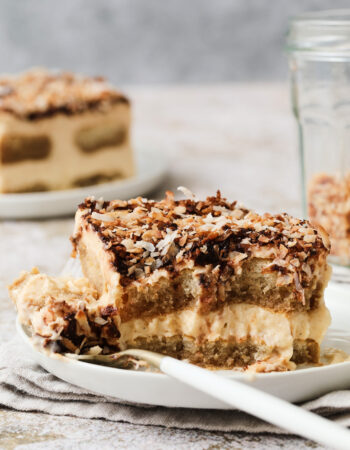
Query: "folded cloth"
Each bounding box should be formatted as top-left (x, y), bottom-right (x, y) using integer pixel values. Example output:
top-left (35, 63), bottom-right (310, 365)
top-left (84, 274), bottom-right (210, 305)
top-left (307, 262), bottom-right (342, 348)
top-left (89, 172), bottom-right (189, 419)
top-left (1, 336), bottom-right (350, 434)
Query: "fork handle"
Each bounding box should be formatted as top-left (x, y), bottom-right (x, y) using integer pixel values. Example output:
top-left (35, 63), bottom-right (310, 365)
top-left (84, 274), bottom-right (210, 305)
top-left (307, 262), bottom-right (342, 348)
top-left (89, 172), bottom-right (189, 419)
top-left (161, 356), bottom-right (350, 450)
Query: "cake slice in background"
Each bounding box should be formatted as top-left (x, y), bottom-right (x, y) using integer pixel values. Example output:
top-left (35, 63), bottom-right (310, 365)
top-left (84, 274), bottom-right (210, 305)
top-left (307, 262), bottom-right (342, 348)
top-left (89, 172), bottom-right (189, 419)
top-left (0, 69), bottom-right (134, 193)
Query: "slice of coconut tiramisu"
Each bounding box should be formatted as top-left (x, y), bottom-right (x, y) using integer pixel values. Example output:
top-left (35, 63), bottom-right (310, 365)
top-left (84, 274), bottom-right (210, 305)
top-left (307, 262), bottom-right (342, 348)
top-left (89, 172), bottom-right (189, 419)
top-left (10, 190), bottom-right (332, 372)
top-left (0, 69), bottom-right (134, 193)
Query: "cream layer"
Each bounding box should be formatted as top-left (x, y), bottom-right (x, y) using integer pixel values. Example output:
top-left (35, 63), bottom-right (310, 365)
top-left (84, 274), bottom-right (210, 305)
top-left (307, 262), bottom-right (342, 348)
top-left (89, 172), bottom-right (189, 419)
top-left (118, 302), bottom-right (331, 370)
top-left (0, 103), bottom-right (134, 192)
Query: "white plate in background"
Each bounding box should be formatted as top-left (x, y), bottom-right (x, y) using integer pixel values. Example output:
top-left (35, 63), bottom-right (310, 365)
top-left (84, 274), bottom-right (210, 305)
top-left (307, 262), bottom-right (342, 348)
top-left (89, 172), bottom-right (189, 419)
top-left (0, 147), bottom-right (167, 219)
top-left (16, 284), bottom-right (350, 409)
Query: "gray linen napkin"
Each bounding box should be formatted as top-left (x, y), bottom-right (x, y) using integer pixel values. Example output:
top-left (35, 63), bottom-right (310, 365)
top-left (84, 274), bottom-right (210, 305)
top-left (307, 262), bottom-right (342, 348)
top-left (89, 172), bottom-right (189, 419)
top-left (1, 336), bottom-right (350, 434)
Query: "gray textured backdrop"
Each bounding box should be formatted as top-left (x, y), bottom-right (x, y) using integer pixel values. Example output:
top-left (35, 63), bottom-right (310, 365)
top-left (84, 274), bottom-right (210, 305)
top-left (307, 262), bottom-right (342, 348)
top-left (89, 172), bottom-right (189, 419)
top-left (1, 0), bottom-right (349, 84)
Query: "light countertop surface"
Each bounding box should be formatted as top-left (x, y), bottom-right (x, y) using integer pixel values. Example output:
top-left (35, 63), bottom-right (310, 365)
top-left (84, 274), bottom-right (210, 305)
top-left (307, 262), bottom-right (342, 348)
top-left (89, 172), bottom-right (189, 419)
top-left (0, 84), bottom-right (323, 449)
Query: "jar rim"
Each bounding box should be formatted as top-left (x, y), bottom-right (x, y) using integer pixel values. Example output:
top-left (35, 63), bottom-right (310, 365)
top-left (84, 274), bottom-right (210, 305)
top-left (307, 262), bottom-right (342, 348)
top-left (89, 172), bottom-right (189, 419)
top-left (286, 9), bottom-right (350, 56)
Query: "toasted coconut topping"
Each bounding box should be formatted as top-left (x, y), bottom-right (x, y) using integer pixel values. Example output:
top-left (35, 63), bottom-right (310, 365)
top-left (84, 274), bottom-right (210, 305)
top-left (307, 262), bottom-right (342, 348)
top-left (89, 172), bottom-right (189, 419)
top-left (76, 190), bottom-right (330, 302)
top-left (0, 68), bottom-right (128, 120)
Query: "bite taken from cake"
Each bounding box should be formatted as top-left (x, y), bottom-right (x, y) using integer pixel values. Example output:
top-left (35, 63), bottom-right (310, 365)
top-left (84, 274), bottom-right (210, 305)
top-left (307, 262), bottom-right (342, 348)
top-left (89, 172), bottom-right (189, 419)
top-left (9, 190), bottom-right (332, 373)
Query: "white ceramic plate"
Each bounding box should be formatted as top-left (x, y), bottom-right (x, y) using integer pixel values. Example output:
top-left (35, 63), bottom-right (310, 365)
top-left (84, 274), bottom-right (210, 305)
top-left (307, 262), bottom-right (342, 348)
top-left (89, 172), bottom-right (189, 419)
top-left (0, 147), bottom-right (167, 219)
top-left (16, 283), bottom-right (350, 409)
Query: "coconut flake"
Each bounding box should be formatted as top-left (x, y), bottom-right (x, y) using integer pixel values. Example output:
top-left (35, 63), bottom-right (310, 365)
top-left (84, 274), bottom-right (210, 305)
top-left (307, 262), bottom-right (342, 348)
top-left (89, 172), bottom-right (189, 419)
top-left (157, 230), bottom-right (178, 251)
top-left (155, 259), bottom-right (163, 269)
top-left (134, 241), bottom-right (155, 252)
top-left (94, 317), bottom-right (108, 325)
top-left (229, 251), bottom-right (248, 265)
top-left (174, 205), bottom-right (186, 215)
top-left (96, 197), bottom-right (104, 210)
top-left (302, 263), bottom-right (312, 278)
top-left (177, 186), bottom-right (196, 199)
top-left (121, 238), bottom-right (136, 252)
top-left (303, 234), bottom-right (316, 243)
top-left (87, 345), bottom-right (103, 355)
top-left (91, 212), bottom-right (114, 222)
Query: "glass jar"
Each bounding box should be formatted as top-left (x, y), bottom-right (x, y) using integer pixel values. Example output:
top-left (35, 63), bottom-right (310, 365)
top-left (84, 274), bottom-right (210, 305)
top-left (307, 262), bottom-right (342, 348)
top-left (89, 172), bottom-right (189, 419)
top-left (287, 10), bottom-right (350, 266)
